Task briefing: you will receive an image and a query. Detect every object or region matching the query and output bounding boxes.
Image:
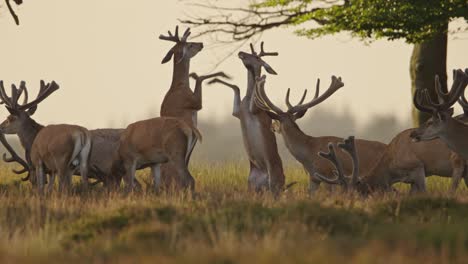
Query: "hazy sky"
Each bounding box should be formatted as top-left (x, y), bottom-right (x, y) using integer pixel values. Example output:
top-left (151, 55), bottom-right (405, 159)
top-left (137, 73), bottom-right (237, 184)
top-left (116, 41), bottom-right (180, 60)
top-left (0, 0), bottom-right (467, 129)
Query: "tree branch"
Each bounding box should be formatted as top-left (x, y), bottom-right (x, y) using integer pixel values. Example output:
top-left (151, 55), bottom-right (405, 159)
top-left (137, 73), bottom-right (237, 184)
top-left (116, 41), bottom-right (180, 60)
top-left (4, 0), bottom-right (21, 25)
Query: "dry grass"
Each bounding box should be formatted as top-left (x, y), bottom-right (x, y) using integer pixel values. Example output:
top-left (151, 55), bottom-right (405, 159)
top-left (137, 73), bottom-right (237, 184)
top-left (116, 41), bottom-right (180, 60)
top-left (1, 161), bottom-right (468, 263)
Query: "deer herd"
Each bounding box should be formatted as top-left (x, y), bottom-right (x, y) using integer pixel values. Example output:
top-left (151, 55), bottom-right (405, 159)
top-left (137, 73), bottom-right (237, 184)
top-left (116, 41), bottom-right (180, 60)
top-left (0, 25), bottom-right (467, 197)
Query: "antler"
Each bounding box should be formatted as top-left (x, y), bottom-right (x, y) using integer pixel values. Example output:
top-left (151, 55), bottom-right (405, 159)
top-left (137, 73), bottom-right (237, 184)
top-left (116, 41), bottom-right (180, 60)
top-left (250, 42), bottom-right (278, 57)
top-left (0, 132), bottom-right (30, 180)
top-left (416, 69), bottom-right (468, 113)
top-left (18, 81), bottom-right (60, 111)
top-left (457, 69), bottom-right (468, 113)
top-left (253, 75), bottom-right (284, 115)
top-left (159, 26), bottom-right (191, 43)
top-left (314, 143), bottom-right (346, 186)
top-left (287, 76), bottom-right (344, 114)
top-left (314, 136), bottom-right (359, 191)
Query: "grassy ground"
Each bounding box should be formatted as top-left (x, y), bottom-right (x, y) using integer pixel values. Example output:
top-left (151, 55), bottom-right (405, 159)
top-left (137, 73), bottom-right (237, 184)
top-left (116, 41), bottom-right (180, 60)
top-left (1, 161), bottom-right (468, 263)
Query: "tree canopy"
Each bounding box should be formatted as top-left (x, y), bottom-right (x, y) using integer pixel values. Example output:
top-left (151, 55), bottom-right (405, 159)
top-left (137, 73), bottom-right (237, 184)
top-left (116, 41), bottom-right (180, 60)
top-left (182, 0), bottom-right (468, 43)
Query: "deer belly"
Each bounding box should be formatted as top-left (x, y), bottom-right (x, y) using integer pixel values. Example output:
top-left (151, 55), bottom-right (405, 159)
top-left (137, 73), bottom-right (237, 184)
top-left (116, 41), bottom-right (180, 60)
top-left (241, 121), bottom-right (271, 168)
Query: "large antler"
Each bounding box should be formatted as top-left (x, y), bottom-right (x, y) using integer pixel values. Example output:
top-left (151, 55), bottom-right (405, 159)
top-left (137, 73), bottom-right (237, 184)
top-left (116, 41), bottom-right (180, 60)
top-left (0, 80), bottom-right (59, 112)
top-left (415, 69), bottom-right (468, 113)
top-left (457, 69), bottom-right (468, 114)
top-left (159, 26), bottom-right (191, 43)
top-left (314, 136), bottom-right (359, 191)
top-left (287, 76), bottom-right (344, 115)
top-left (0, 132), bottom-right (30, 180)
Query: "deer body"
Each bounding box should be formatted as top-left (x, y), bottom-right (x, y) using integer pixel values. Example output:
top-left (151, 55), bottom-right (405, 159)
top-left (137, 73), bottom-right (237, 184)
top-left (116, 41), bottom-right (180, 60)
top-left (112, 117), bottom-right (200, 191)
top-left (31, 124), bottom-right (91, 192)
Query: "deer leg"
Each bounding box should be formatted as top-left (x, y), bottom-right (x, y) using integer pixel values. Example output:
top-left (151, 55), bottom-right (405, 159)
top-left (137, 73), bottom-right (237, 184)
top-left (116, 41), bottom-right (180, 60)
top-left (409, 167), bottom-right (426, 194)
top-left (79, 147), bottom-right (91, 191)
top-left (266, 162), bottom-right (285, 196)
top-left (151, 164), bottom-right (162, 192)
top-left (36, 162), bottom-right (45, 195)
top-left (248, 162), bottom-right (268, 192)
top-left (123, 161), bottom-right (137, 193)
top-left (47, 172), bottom-right (56, 194)
top-left (449, 159), bottom-right (464, 194)
top-left (303, 164), bottom-right (321, 195)
top-left (463, 161), bottom-right (468, 188)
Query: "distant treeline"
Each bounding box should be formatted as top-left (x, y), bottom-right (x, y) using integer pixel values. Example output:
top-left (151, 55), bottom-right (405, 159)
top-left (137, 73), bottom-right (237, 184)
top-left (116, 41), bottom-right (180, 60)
top-left (0, 108), bottom-right (411, 165)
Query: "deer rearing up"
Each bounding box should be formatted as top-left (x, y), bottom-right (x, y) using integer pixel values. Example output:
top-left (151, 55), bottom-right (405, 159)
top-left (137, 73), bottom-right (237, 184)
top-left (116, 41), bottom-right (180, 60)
top-left (411, 69), bottom-right (468, 159)
top-left (158, 25), bottom-right (228, 189)
top-left (252, 75), bottom-right (387, 193)
top-left (0, 81), bottom-right (91, 194)
top-left (208, 42), bottom-right (286, 194)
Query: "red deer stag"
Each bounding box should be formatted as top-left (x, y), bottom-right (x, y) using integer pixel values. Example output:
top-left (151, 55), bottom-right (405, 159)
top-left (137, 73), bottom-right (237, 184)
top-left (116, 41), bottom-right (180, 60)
top-left (0, 81), bottom-right (91, 193)
top-left (411, 69), bottom-right (468, 159)
top-left (158, 25), bottom-right (228, 189)
top-left (208, 42), bottom-right (287, 194)
top-left (252, 75), bottom-right (387, 194)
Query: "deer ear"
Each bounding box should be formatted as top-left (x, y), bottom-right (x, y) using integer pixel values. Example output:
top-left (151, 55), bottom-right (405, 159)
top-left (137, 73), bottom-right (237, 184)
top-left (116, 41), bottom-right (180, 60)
top-left (262, 62), bottom-right (277, 75)
top-left (27, 105), bottom-right (37, 116)
top-left (161, 49), bottom-right (174, 64)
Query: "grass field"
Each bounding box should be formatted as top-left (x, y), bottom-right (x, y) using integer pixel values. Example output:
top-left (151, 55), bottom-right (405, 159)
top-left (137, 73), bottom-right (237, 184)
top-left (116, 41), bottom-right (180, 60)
top-left (1, 161), bottom-right (468, 263)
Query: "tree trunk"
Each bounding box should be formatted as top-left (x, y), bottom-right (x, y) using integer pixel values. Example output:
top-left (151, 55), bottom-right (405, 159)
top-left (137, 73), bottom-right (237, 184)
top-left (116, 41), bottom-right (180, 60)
top-left (410, 24), bottom-right (448, 126)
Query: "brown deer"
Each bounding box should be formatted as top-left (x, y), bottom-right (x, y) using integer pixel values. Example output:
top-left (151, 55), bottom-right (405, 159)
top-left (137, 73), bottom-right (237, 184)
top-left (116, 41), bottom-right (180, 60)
top-left (252, 75), bottom-right (388, 194)
top-left (208, 42), bottom-right (286, 194)
top-left (0, 81), bottom-right (91, 193)
top-left (411, 69), bottom-right (468, 159)
top-left (110, 117), bottom-right (201, 192)
top-left (158, 25), bottom-right (228, 189)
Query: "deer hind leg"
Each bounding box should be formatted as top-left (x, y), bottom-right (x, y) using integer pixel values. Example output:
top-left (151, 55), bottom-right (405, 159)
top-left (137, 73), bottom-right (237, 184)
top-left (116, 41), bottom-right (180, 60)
top-left (409, 167), bottom-right (426, 194)
top-left (151, 164), bottom-right (162, 192)
top-left (78, 138), bottom-right (92, 190)
top-left (266, 161), bottom-right (285, 196)
top-left (122, 161), bottom-right (137, 193)
top-left (448, 154), bottom-right (465, 194)
top-left (47, 172), bottom-right (56, 194)
top-left (35, 162), bottom-right (45, 195)
top-left (58, 168), bottom-right (73, 194)
top-left (248, 162), bottom-right (268, 192)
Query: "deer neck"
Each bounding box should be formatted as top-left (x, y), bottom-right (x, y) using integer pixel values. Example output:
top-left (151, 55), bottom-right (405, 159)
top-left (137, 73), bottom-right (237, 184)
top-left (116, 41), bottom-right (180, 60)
top-left (440, 119), bottom-right (468, 158)
top-left (17, 119), bottom-right (43, 154)
top-left (170, 59), bottom-right (190, 88)
top-left (280, 122), bottom-right (311, 158)
top-left (245, 67), bottom-right (261, 98)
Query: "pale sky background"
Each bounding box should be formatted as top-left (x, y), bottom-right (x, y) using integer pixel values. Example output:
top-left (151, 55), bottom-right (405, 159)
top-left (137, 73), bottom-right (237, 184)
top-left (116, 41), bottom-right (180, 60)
top-left (0, 0), bottom-right (467, 129)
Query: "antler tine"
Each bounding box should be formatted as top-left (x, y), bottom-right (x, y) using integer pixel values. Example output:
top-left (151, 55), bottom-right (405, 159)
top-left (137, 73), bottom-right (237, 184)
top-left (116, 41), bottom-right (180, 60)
top-left (250, 43), bottom-right (257, 55)
top-left (425, 70), bottom-right (468, 112)
top-left (0, 132), bottom-right (30, 178)
top-left (259, 42), bottom-right (279, 57)
top-left (314, 143), bottom-right (346, 185)
top-left (254, 75), bottom-right (284, 114)
top-left (288, 76), bottom-right (344, 114)
top-left (19, 81), bottom-right (28, 105)
top-left (285, 88), bottom-right (308, 110)
top-left (159, 25), bottom-right (181, 43)
top-left (458, 90), bottom-right (468, 112)
top-left (19, 80), bottom-right (60, 111)
top-left (337, 136), bottom-right (359, 187)
top-left (0, 81), bottom-right (12, 107)
top-left (413, 88), bottom-right (434, 113)
top-left (181, 27), bottom-right (191, 42)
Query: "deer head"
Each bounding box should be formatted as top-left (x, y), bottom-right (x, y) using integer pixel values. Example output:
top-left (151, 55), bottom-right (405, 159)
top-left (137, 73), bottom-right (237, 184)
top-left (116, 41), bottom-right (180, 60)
top-left (0, 80), bottom-right (60, 134)
top-left (238, 42), bottom-right (278, 75)
top-left (254, 75), bottom-right (344, 134)
top-left (159, 26), bottom-right (203, 64)
top-left (411, 69), bottom-right (468, 142)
